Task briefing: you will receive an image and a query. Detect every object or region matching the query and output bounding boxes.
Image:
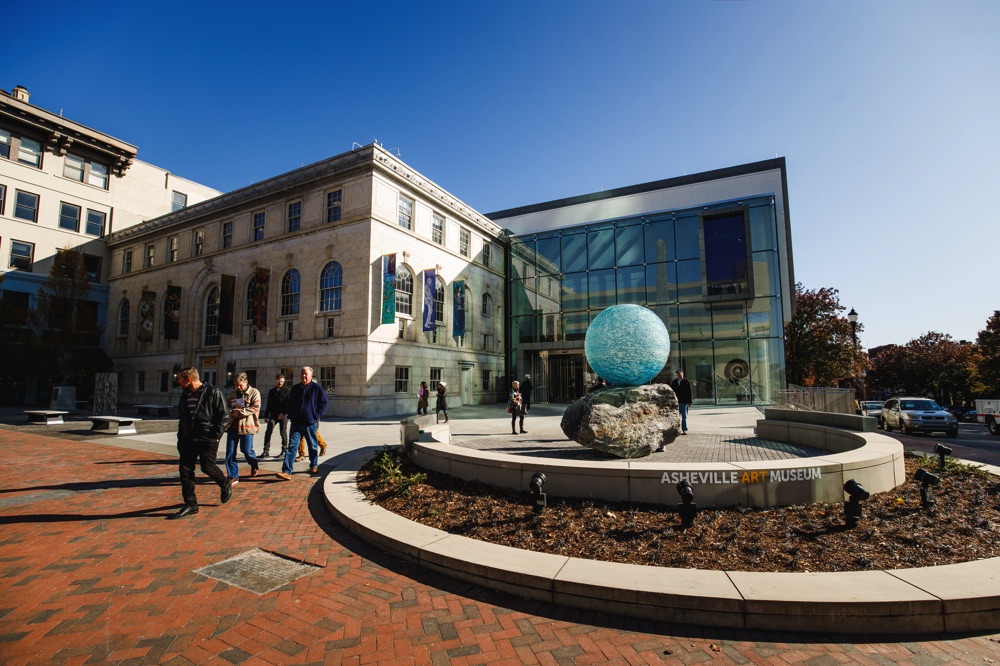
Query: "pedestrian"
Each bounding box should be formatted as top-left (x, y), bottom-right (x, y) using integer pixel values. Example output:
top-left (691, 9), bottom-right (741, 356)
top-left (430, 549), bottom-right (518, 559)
top-left (417, 381), bottom-right (429, 415)
top-left (435, 381), bottom-right (448, 423)
top-left (262, 373), bottom-right (290, 458)
top-left (171, 367), bottom-right (231, 519)
top-left (225, 373), bottom-right (261, 484)
top-left (509, 380), bottom-right (526, 435)
top-left (670, 369), bottom-right (693, 434)
top-left (589, 377), bottom-right (607, 393)
top-left (520, 374), bottom-right (534, 411)
top-left (276, 366), bottom-right (328, 480)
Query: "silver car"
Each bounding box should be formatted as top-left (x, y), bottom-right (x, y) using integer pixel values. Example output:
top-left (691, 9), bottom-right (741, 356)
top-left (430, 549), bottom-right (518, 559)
top-left (862, 401), bottom-right (884, 424)
top-left (881, 397), bottom-right (958, 437)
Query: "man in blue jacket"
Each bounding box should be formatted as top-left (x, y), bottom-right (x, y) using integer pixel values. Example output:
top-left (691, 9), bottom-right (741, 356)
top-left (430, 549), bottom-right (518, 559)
top-left (276, 366), bottom-right (328, 480)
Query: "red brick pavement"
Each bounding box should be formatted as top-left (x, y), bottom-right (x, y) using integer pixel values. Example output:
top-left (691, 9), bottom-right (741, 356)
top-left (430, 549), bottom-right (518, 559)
top-left (1, 429), bottom-right (998, 665)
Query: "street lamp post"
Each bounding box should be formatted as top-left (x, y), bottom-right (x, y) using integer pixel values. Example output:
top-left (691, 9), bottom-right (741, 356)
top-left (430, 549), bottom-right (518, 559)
top-left (847, 308), bottom-right (860, 404)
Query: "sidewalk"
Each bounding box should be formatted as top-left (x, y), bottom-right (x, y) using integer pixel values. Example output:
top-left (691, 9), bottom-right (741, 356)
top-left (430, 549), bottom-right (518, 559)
top-left (0, 405), bottom-right (998, 664)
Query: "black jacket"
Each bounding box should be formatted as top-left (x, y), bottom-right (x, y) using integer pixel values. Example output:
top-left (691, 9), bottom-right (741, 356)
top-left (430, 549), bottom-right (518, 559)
top-left (177, 383), bottom-right (228, 443)
top-left (670, 377), bottom-right (693, 404)
top-left (264, 384), bottom-right (291, 419)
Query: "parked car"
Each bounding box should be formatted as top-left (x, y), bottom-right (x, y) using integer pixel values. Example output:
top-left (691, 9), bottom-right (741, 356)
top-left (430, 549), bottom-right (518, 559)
top-left (945, 405), bottom-right (973, 421)
top-left (861, 401), bottom-right (884, 423)
top-left (964, 409), bottom-right (977, 423)
top-left (881, 397), bottom-right (958, 437)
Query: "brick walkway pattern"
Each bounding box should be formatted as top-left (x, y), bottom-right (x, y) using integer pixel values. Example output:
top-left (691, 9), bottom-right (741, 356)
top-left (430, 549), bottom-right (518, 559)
top-left (1, 429), bottom-right (999, 665)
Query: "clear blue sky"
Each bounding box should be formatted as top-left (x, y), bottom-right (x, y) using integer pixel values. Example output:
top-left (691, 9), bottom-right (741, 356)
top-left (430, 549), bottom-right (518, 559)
top-left (5, 1), bottom-right (997, 349)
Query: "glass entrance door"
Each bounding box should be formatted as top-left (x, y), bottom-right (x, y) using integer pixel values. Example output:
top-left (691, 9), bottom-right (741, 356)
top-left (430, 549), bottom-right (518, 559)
top-left (548, 354), bottom-right (584, 403)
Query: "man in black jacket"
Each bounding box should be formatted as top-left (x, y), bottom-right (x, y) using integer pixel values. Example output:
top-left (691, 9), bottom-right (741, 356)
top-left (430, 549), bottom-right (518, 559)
top-left (262, 373), bottom-right (290, 458)
top-left (171, 367), bottom-right (232, 518)
top-left (670, 369), bottom-right (693, 435)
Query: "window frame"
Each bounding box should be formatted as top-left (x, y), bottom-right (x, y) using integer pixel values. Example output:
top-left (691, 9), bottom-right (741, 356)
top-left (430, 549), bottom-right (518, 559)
top-left (85, 209), bottom-right (105, 236)
top-left (117, 299), bottom-right (130, 337)
top-left (123, 249), bottom-right (133, 274)
top-left (482, 241), bottom-right (492, 268)
top-left (319, 261), bottom-right (343, 312)
top-left (395, 267), bottom-right (413, 316)
top-left (171, 191), bottom-right (187, 211)
top-left (9, 240), bottom-right (34, 271)
top-left (394, 366), bottom-right (410, 394)
top-left (252, 211), bottom-right (266, 242)
top-left (481, 292), bottom-right (493, 318)
top-left (59, 202), bottom-right (82, 232)
top-left (459, 228), bottom-right (470, 257)
top-left (17, 136), bottom-right (42, 167)
top-left (325, 190), bottom-right (342, 224)
top-left (221, 220), bottom-right (233, 249)
top-left (287, 200), bottom-right (301, 233)
top-left (280, 268), bottom-right (301, 317)
top-left (192, 229), bottom-right (205, 256)
top-left (398, 194), bottom-right (413, 230)
top-left (144, 243), bottom-right (155, 269)
top-left (431, 212), bottom-right (445, 245)
top-left (320, 367), bottom-right (336, 393)
top-left (14, 190), bottom-right (39, 222)
top-left (0, 184), bottom-right (5, 215)
top-left (167, 236), bottom-right (178, 263)
top-left (204, 286), bottom-right (220, 346)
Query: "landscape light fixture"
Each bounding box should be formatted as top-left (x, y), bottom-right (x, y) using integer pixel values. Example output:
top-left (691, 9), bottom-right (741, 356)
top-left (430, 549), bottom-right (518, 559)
top-left (914, 468), bottom-right (941, 512)
top-left (529, 472), bottom-right (547, 513)
top-left (934, 443), bottom-right (953, 470)
top-left (843, 479), bottom-right (870, 528)
top-left (675, 480), bottom-right (697, 528)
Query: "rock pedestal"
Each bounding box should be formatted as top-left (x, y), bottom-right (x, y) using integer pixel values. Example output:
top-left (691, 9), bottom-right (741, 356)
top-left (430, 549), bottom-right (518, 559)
top-left (560, 385), bottom-right (681, 458)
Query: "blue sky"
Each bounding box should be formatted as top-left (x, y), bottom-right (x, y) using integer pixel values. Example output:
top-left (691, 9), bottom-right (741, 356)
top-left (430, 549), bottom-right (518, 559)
top-left (5, 1), bottom-right (997, 348)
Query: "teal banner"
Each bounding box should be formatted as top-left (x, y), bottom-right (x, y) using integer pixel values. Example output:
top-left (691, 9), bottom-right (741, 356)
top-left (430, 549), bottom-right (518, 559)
top-left (381, 254), bottom-right (396, 325)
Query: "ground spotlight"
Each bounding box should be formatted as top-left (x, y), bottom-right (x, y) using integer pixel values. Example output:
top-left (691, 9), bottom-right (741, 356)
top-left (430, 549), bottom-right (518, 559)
top-left (934, 443), bottom-right (953, 470)
top-left (529, 472), bottom-right (547, 513)
top-left (675, 480), bottom-right (697, 528)
top-left (914, 468), bottom-right (940, 512)
top-left (843, 479), bottom-right (869, 528)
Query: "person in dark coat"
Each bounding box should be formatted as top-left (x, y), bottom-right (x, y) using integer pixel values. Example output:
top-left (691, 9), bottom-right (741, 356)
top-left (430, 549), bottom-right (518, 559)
top-left (262, 373), bottom-right (290, 458)
top-left (172, 367), bottom-right (231, 518)
top-left (435, 382), bottom-right (448, 423)
top-left (670, 369), bottom-right (693, 434)
top-left (520, 375), bottom-right (534, 411)
top-left (276, 366), bottom-right (328, 479)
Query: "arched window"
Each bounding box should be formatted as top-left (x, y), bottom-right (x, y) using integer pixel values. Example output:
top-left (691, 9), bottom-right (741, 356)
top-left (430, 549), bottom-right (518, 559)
top-left (319, 261), bottom-right (343, 312)
top-left (118, 299), bottom-right (130, 336)
top-left (396, 267), bottom-right (413, 316)
top-left (481, 292), bottom-right (493, 318)
top-left (280, 269), bottom-right (300, 317)
top-left (434, 277), bottom-right (445, 323)
top-left (245, 276), bottom-right (256, 321)
top-left (204, 287), bottom-right (220, 346)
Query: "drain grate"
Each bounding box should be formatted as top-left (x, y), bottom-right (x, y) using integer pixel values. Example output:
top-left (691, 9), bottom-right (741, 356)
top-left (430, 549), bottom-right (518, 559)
top-left (195, 549), bottom-right (321, 594)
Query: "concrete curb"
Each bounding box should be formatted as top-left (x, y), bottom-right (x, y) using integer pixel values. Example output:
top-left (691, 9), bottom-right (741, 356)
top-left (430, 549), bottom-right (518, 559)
top-left (324, 449), bottom-right (1000, 634)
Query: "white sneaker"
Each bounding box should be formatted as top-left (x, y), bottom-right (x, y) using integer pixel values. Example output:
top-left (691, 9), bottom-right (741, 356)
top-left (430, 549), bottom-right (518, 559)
top-left (230, 478), bottom-right (239, 485)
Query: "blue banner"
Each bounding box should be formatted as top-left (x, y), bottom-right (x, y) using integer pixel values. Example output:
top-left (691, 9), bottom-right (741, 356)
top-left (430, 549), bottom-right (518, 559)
top-left (380, 254), bottom-right (396, 325)
top-left (453, 280), bottom-right (466, 337)
top-left (422, 269), bottom-right (436, 332)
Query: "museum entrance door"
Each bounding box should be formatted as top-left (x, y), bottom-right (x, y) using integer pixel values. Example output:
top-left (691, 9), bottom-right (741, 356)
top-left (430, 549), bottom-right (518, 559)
top-left (547, 354), bottom-right (584, 403)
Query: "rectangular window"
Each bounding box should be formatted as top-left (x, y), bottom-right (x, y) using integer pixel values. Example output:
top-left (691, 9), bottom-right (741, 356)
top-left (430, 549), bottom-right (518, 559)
top-left (64, 154), bottom-right (85, 181)
top-left (171, 191), bottom-right (187, 211)
top-left (320, 367), bottom-right (336, 393)
top-left (83, 254), bottom-right (101, 283)
top-left (482, 369), bottom-right (491, 391)
top-left (482, 242), bottom-right (492, 268)
top-left (252, 211), bottom-right (265, 241)
top-left (703, 209), bottom-right (753, 300)
top-left (86, 209), bottom-right (105, 236)
top-left (398, 195), bottom-right (413, 230)
top-left (193, 229), bottom-right (204, 256)
top-left (88, 162), bottom-right (109, 189)
top-left (14, 190), bottom-right (39, 222)
top-left (398, 318), bottom-right (405, 339)
top-left (431, 212), bottom-right (445, 245)
top-left (326, 317), bottom-right (335, 339)
top-left (394, 367), bottom-right (410, 394)
top-left (0, 130), bottom-right (9, 159)
top-left (136, 371), bottom-right (145, 392)
top-left (221, 221), bottom-right (233, 249)
top-left (160, 372), bottom-right (169, 393)
top-left (59, 202), bottom-right (81, 232)
top-left (460, 228), bottom-right (470, 257)
top-left (287, 201), bottom-right (301, 232)
top-left (17, 137), bottom-right (41, 167)
top-left (123, 250), bottom-right (133, 274)
top-left (430, 367), bottom-right (442, 389)
top-left (9, 240), bottom-right (33, 271)
top-left (0, 184), bottom-right (5, 215)
top-left (483, 333), bottom-right (494, 351)
top-left (167, 236), bottom-right (178, 263)
top-left (285, 321), bottom-right (293, 341)
top-left (326, 190), bottom-right (342, 223)
top-left (144, 243), bottom-right (155, 268)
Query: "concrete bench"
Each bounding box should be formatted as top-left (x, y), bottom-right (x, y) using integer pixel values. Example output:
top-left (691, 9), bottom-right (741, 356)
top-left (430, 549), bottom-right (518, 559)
top-left (25, 410), bottom-right (68, 425)
top-left (135, 404), bottom-right (172, 416)
top-left (89, 416), bottom-right (141, 435)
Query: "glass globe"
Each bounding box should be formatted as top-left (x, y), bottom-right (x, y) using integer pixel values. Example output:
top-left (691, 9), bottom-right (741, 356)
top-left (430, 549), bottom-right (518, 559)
top-left (584, 305), bottom-right (670, 386)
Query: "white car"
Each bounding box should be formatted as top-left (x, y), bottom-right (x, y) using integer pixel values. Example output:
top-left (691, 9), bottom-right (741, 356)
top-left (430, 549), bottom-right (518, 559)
top-left (881, 397), bottom-right (958, 437)
top-left (861, 401), bottom-right (884, 423)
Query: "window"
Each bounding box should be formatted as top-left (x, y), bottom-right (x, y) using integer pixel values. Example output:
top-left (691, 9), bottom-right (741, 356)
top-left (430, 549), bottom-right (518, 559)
top-left (398, 195), bottom-right (413, 230)
top-left (320, 367), bottom-right (336, 393)
top-left (319, 261), bottom-right (343, 312)
top-left (17, 137), bottom-right (41, 167)
top-left (0, 184), bottom-right (5, 215)
top-left (221, 221), bottom-right (233, 249)
top-left (160, 372), bottom-right (170, 393)
top-left (86, 210), bottom-right (105, 236)
top-left (89, 162), bottom-right (109, 189)
top-left (285, 321), bottom-right (294, 341)
top-left (204, 287), bottom-right (220, 346)
top-left (64, 154), bottom-right (85, 181)
top-left (482, 293), bottom-right (493, 318)
top-left (63, 153), bottom-right (109, 189)
top-left (483, 333), bottom-right (495, 351)
top-left (430, 367), bottom-right (442, 389)
top-left (59, 202), bottom-right (81, 232)
top-left (326, 317), bottom-right (335, 339)
top-left (395, 367), bottom-right (410, 393)
top-left (144, 243), bottom-right (155, 269)
top-left (9, 240), bottom-right (33, 271)
top-left (280, 269), bottom-right (300, 316)
top-left (122, 250), bottom-right (133, 274)
top-left (434, 277), bottom-right (445, 323)
top-left (432, 212), bottom-right (445, 245)
top-left (193, 229), bottom-right (204, 256)
top-left (171, 191), bottom-right (187, 211)
top-left (326, 190), bottom-right (342, 223)
top-left (482, 242), bottom-right (492, 268)
top-left (398, 318), bottom-right (405, 339)
top-left (252, 211), bottom-right (265, 241)
top-left (460, 228), bottom-right (470, 257)
top-left (136, 371), bottom-right (145, 392)
top-left (83, 254), bottom-right (101, 283)
top-left (244, 278), bottom-right (256, 321)
top-left (482, 369), bottom-right (492, 391)
top-left (167, 236), bottom-right (178, 263)
top-left (287, 201), bottom-right (301, 232)
top-left (0, 130), bottom-right (9, 159)
top-left (395, 268), bottom-right (413, 316)
top-left (703, 209), bottom-right (752, 300)
top-left (118, 300), bottom-right (130, 337)
top-left (14, 191), bottom-right (39, 222)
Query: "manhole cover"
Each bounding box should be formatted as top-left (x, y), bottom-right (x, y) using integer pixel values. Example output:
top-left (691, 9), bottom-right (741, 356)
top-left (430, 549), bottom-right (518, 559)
top-left (195, 549), bottom-right (321, 594)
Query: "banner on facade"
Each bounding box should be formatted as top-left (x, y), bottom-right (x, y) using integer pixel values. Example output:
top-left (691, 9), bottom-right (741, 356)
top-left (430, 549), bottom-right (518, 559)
top-left (380, 254), bottom-right (396, 325)
top-left (163, 285), bottom-right (182, 340)
top-left (137, 290), bottom-right (156, 342)
top-left (251, 268), bottom-right (270, 331)
top-left (453, 280), bottom-right (466, 337)
top-left (422, 269), bottom-right (436, 332)
top-left (219, 274), bottom-right (235, 336)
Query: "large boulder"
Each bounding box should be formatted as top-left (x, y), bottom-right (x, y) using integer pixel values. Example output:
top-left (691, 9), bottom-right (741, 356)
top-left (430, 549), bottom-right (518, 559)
top-left (560, 384), bottom-right (681, 458)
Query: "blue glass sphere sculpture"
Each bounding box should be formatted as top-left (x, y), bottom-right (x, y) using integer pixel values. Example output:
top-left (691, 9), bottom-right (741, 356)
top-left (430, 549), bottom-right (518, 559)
top-left (584, 305), bottom-right (670, 386)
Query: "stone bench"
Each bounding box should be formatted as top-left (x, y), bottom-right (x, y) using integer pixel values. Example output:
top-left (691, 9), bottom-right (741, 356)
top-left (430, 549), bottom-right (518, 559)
top-left (135, 404), bottom-right (172, 416)
top-left (24, 410), bottom-right (68, 425)
top-left (89, 416), bottom-right (141, 435)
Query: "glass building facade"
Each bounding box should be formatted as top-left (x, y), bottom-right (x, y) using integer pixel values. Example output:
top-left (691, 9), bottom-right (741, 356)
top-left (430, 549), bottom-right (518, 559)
top-left (506, 195), bottom-right (786, 405)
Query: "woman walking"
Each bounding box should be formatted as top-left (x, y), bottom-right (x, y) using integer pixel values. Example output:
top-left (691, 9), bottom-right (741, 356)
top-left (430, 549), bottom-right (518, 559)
top-left (435, 382), bottom-right (448, 423)
top-left (225, 372), bottom-right (261, 484)
top-left (417, 381), bottom-right (429, 415)
top-left (509, 380), bottom-right (526, 435)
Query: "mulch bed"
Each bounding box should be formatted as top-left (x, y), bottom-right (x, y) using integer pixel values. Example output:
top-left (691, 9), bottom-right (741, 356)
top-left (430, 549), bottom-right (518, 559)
top-left (357, 452), bottom-right (1000, 573)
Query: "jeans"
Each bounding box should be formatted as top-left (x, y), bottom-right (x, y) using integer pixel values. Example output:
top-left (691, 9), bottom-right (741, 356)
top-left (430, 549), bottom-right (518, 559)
top-left (225, 431), bottom-right (258, 479)
top-left (678, 403), bottom-right (690, 432)
top-left (283, 421), bottom-right (319, 473)
top-left (263, 416), bottom-right (288, 452)
top-left (178, 437), bottom-right (228, 506)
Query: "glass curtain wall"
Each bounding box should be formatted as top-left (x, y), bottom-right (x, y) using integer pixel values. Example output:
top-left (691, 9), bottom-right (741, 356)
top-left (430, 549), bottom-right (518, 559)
top-left (508, 196), bottom-right (785, 404)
